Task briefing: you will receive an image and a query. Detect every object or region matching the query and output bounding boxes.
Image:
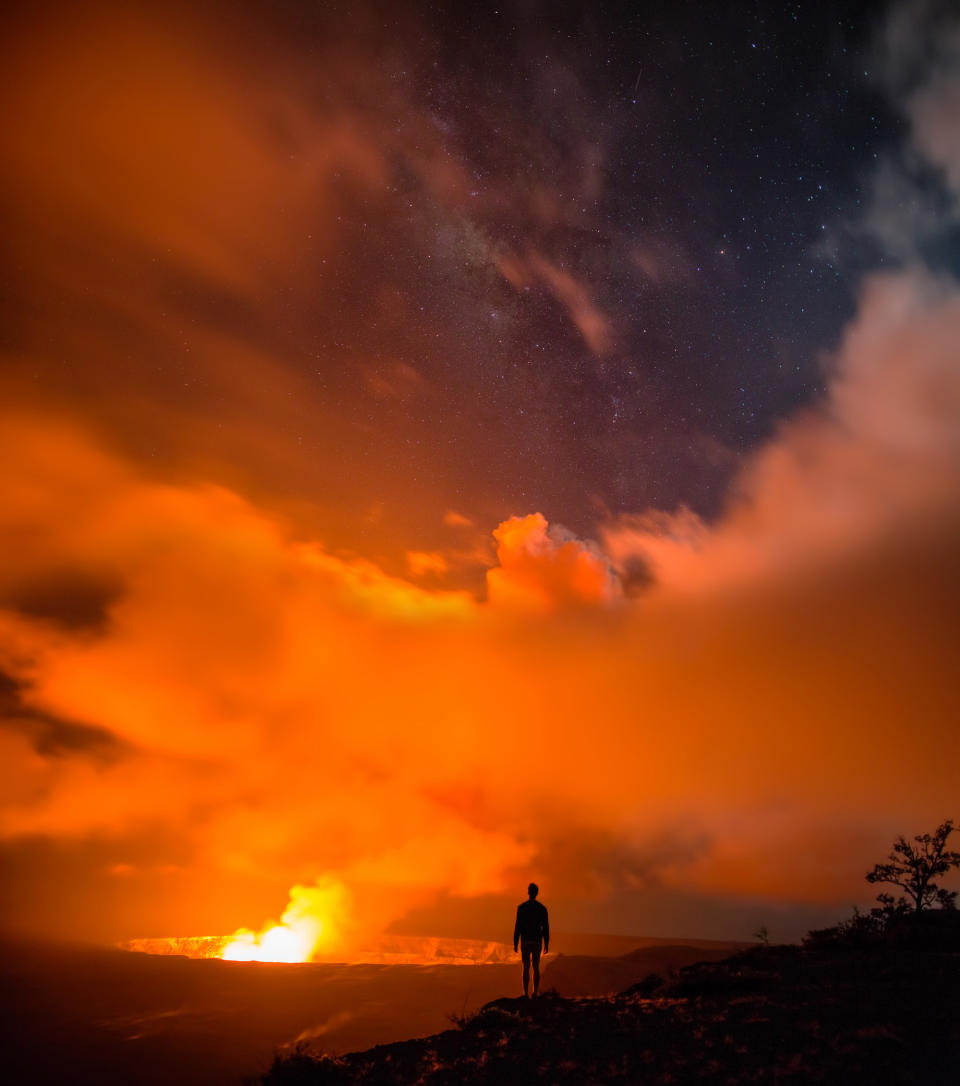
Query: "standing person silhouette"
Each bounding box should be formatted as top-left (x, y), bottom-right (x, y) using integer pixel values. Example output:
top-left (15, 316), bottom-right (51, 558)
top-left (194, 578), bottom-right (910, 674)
top-left (513, 882), bottom-right (549, 998)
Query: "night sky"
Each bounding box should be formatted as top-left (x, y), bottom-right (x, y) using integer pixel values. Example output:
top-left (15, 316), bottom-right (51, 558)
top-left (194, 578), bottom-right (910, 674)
top-left (3, 0), bottom-right (918, 567)
top-left (1, 0), bottom-right (958, 950)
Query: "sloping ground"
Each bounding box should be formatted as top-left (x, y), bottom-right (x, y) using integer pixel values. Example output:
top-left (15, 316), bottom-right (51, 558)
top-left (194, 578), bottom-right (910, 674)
top-left (543, 943), bottom-right (739, 997)
top-left (0, 937), bottom-right (721, 1085)
top-left (262, 945), bottom-right (960, 1085)
top-left (0, 940), bottom-right (516, 1086)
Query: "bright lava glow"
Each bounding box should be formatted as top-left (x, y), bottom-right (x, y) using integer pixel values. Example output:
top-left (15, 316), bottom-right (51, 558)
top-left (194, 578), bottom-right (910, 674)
top-left (221, 919), bottom-right (321, 963)
top-left (219, 879), bottom-right (348, 962)
top-left (121, 933), bottom-right (516, 964)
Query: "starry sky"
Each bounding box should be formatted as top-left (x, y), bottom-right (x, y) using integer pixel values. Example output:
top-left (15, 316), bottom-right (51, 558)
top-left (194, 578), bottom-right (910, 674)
top-left (2, 0), bottom-right (913, 571)
top-left (1, 0), bottom-right (958, 948)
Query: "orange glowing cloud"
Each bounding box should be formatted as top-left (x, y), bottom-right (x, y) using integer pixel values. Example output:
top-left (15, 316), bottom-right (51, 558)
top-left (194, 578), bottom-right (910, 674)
top-left (0, 4), bottom-right (387, 299)
top-left (406, 551), bottom-right (449, 578)
top-left (487, 513), bottom-right (621, 611)
top-left (2, 284), bottom-right (958, 949)
top-left (0, 2), bottom-right (958, 955)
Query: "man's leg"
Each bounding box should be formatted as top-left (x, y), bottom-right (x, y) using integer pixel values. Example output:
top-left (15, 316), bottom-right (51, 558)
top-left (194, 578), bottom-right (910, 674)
top-left (531, 943), bottom-right (542, 997)
top-left (521, 943), bottom-right (531, 996)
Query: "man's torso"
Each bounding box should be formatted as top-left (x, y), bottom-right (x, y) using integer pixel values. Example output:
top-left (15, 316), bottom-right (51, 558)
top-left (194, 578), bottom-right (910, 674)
top-left (516, 899), bottom-right (547, 943)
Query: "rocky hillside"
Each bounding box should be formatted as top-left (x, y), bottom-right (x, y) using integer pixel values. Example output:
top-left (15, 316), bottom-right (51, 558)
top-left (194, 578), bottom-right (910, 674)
top-left (262, 943), bottom-right (960, 1084)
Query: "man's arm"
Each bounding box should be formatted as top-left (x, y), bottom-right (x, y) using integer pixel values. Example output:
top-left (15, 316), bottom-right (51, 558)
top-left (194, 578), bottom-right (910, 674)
top-left (513, 905), bottom-right (521, 951)
top-left (542, 906), bottom-right (549, 953)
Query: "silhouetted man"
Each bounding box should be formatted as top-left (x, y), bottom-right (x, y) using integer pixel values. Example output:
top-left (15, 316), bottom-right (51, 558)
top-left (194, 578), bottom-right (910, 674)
top-left (513, 882), bottom-right (549, 997)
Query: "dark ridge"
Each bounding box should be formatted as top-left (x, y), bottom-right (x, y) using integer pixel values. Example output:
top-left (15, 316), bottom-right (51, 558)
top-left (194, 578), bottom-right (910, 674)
top-left (261, 940), bottom-right (960, 1085)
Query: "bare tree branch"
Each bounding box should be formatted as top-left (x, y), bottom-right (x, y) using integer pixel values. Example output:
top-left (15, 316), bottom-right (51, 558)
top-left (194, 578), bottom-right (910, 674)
top-left (866, 820), bottom-right (960, 914)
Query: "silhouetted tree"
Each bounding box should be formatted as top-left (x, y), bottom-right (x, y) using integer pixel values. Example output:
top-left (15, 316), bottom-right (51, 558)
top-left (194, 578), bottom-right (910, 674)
top-left (866, 820), bottom-right (960, 915)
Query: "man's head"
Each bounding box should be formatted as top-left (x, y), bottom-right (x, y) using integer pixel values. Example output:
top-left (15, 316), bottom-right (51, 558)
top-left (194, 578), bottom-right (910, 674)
top-left (528, 882), bottom-right (539, 899)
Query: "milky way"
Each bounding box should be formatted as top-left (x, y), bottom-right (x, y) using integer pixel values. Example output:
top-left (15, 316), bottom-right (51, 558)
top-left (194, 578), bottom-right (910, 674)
top-left (3, 1), bottom-right (918, 568)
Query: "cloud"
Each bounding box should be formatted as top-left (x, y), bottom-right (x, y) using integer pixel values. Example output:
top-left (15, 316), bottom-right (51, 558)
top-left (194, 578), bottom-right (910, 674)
top-left (858, 159), bottom-right (952, 262)
top-left (602, 268), bottom-right (960, 591)
top-left (495, 251), bottom-right (615, 355)
top-left (2, 284), bottom-right (958, 944)
top-left (909, 69), bottom-right (960, 196)
top-left (406, 550), bottom-right (449, 578)
top-left (4, 190), bottom-right (960, 941)
top-left (0, 0), bottom-right (639, 578)
top-left (831, 0), bottom-right (960, 263)
top-left (363, 362), bottom-right (431, 402)
top-left (0, 0), bottom-right (958, 951)
top-left (0, 4), bottom-right (388, 301)
top-left (443, 511), bottom-right (474, 529)
top-left (487, 514), bottom-right (621, 610)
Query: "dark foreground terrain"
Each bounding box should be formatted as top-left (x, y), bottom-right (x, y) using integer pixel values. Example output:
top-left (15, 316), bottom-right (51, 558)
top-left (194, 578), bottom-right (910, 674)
top-left (0, 935), bottom-right (737, 1085)
top-left (263, 944), bottom-right (960, 1085)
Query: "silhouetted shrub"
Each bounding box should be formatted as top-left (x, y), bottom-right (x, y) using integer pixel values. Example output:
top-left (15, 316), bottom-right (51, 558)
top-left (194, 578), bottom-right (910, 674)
top-left (667, 960), bottom-right (770, 998)
top-left (807, 820), bottom-right (960, 950)
top-left (804, 906), bottom-right (886, 950)
top-left (262, 1049), bottom-right (348, 1085)
top-left (620, 971), bottom-right (664, 997)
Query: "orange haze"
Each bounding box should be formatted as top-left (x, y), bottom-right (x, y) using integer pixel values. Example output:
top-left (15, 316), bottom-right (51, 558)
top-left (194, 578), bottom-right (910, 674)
top-left (0, 1), bottom-right (958, 952)
top-left (2, 273), bottom-right (958, 948)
